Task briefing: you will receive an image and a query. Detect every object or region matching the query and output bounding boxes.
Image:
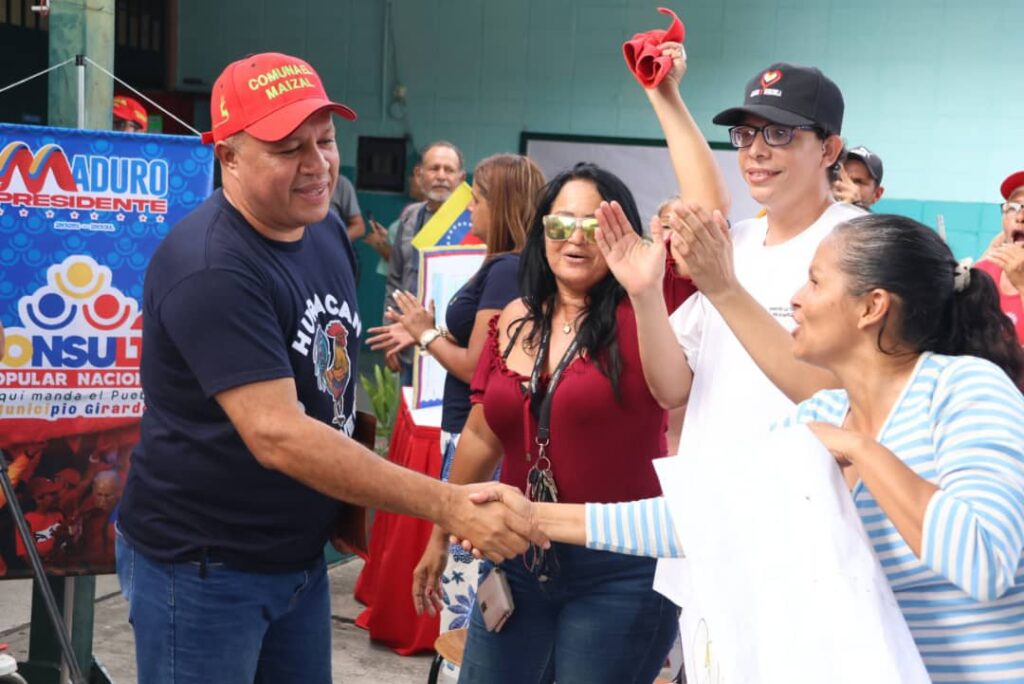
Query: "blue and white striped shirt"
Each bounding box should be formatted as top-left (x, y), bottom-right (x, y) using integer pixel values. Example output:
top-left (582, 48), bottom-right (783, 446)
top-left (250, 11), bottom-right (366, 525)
top-left (586, 353), bottom-right (1024, 682)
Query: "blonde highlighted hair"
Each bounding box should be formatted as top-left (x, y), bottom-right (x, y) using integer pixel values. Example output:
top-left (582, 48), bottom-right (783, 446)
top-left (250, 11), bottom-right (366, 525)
top-left (472, 154), bottom-right (545, 256)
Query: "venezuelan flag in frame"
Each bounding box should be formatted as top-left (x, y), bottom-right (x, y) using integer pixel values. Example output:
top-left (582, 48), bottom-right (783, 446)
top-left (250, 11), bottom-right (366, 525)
top-left (410, 182), bottom-right (482, 250)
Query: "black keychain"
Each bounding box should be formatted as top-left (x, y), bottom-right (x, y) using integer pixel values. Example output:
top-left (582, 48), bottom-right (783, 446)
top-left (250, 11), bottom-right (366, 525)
top-left (523, 317), bottom-right (579, 580)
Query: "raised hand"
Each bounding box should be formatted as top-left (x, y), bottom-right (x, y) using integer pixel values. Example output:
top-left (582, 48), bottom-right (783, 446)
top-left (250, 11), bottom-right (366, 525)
top-left (666, 202), bottom-right (735, 300)
top-left (411, 527), bottom-right (449, 616)
top-left (831, 164), bottom-right (859, 205)
top-left (594, 201), bottom-right (665, 298)
top-left (365, 322), bottom-right (415, 356)
top-left (654, 41), bottom-right (687, 93)
top-left (989, 243), bottom-right (1024, 292)
top-left (363, 219), bottom-right (391, 259)
top-left (390, 290), bottom-right (437, 340)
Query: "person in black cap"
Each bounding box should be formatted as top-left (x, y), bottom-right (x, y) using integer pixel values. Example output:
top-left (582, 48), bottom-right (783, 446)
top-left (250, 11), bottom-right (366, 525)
top-left (581, 62), bottom-right (864, 681)
top-left (833, 145), bottom-right (885, 209)
top-left (645, 61), bottom-right (865, 417)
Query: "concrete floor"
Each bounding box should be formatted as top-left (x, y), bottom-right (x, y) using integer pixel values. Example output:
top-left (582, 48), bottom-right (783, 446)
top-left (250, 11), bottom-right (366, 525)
top-left (0, 557), bottom-right (436, 683)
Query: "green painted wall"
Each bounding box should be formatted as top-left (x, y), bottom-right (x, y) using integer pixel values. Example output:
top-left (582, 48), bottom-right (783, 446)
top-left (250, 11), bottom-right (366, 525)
top-left (177, 0), bottom-right (1023, 265)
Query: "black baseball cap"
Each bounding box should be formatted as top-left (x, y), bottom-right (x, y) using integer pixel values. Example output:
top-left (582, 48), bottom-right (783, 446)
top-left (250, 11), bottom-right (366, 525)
top-left (845, 146), bottom-right (883, 183)
top-left (713, 63), bottom-right (844, 135)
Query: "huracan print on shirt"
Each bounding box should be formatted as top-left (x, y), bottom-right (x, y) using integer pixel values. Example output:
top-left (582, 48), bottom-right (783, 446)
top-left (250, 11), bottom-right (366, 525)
top-left (312, 319), bottom-right (353, 427)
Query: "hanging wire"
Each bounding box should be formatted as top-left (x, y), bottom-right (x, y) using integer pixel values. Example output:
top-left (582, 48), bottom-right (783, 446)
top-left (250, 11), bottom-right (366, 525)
top-left (83, 56), bottom-right (203, 136)
top-left (0, 56), bottom-right (76, 96)
top-left (0, 55), bottom-right (204, 137)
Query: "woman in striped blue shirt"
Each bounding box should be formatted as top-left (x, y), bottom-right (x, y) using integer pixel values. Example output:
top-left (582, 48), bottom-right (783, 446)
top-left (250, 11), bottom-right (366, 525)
top-left (473, 214), bottom-right (1024, 682)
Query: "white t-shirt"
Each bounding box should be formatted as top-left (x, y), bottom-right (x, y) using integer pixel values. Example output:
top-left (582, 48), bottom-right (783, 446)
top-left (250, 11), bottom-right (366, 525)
top-left (671, 202), bottom-right (865, 456)
top-left (655, 201), bottom-right (864, 681)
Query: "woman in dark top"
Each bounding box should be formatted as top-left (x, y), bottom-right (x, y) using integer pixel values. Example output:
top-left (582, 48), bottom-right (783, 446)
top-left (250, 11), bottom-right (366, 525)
top-left (409, 43), bottom-right (730, 682)
top-left (368, 153), bottom-right (545, 441)
top-left (367, 154), bottom-right (544, 632)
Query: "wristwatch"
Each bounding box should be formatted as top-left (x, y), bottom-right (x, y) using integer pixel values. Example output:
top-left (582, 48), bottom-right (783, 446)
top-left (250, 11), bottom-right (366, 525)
top-left (418, 328), bottom-right (443, 352)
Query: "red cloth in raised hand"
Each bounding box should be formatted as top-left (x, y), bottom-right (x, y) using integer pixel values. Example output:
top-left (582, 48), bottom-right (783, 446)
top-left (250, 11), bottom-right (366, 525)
top-left (622, 7), bottom-right (686, 88)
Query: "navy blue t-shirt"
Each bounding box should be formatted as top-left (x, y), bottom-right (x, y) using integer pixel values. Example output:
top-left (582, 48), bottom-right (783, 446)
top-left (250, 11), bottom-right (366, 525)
top-left (118, 190), bottom-right (361, 572)
top-left (441, 253), bottom-right (519, 433)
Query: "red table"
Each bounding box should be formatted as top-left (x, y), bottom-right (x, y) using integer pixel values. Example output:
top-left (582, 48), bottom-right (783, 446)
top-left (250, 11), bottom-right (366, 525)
top-left (354, 390), bottom-right (442, 655)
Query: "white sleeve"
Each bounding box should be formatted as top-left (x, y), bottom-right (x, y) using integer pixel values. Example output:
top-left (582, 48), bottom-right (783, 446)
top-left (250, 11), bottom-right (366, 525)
top-left (669, 292), bottom-right (705, 372)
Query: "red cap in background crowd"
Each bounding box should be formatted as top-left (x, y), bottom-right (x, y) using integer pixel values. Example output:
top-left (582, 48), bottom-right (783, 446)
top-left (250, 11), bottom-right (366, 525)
top-left (112, 95), bottom-right (149, 132)
top-left (1000, 170), bottom-right (1024, 200)
top-left (201, 52), bottom-right (357, 145)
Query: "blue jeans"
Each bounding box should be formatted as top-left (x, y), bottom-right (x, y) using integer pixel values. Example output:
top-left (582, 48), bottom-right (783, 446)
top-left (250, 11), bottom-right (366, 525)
top-left (115, 529), bottom-right (331, 684)
top-left (458, 544), bottom-right (678, 684)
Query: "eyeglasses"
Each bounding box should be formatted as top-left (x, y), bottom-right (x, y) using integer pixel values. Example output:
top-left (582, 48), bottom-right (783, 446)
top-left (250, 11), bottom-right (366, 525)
top-left (542, 214), bottom-right (599, 243)
top-left (728, 124), bottom-right (820, 149)
top-left (1002, 202), bottom-right (1024, 215)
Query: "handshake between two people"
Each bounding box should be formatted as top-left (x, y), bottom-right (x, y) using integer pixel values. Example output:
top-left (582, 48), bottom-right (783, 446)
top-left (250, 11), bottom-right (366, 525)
top-left (414, 483), bottom-right (546, 617)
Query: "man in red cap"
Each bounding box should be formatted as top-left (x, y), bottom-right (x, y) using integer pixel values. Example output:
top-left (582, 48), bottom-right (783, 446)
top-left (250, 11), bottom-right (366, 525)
top-left (112, 95), bottom-right (148, 133)
top-left (977, 170), bottom-right (1024, 343)
top-left (115, 52), bottom-right (541, 684)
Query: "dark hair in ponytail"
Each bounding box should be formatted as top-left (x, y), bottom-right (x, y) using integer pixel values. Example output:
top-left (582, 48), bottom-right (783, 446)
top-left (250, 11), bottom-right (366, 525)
top-left (833, 214), bottom-right (1024, 387)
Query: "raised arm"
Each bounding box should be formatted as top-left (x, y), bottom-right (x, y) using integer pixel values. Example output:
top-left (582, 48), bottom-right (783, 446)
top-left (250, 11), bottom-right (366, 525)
top-left (645, 42), bottom-right (729, 216)
top-left (595, 202), bottom-right (693, 408)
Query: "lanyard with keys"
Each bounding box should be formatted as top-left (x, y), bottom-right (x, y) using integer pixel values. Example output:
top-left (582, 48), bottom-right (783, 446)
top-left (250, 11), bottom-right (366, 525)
top-left (523, 318), bottom-right (578, 580)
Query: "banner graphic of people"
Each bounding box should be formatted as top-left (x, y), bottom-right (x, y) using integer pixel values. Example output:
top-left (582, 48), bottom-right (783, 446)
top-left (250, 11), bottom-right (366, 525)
top-left (0, 123), bottom-right (213, 578)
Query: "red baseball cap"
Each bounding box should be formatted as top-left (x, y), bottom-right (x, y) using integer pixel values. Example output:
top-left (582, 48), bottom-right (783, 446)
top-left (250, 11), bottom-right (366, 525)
top-left (201, 52), bottom-right (356, 145)
top-left (112, 95), bottom-right (148, 131)
top-left (1000, 170), bottom-right (1024, 200)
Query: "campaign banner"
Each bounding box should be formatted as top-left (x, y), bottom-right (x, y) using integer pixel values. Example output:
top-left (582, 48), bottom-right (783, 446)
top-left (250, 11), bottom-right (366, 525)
top-left (0, 123), bottom-right (213, 578)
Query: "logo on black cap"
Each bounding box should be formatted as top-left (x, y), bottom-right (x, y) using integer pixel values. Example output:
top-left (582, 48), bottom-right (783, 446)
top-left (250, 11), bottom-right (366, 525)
top-left (760, 70), bottom-right (782, 88)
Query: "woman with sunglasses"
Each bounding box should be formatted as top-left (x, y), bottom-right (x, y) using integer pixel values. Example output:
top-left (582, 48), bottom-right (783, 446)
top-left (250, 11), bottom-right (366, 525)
top-left (977, 170), bottom-right (1024, 344)
top-left (410, 43), bottom-right (728, 683)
